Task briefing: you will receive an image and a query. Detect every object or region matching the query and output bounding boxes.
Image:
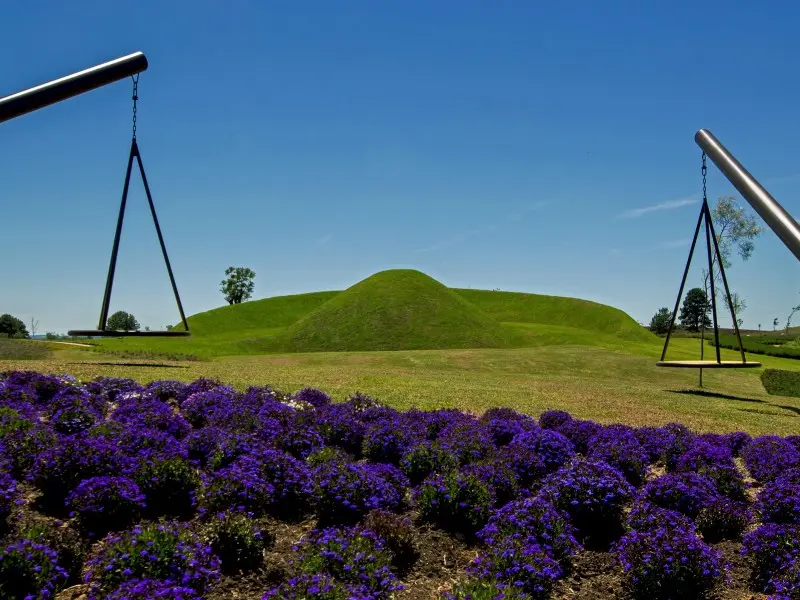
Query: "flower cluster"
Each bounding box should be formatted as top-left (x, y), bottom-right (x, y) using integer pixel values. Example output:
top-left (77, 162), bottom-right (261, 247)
top-left (202, 511), bottom-right (270, 574)
top-left (0, 471), bottom-right (19, 524)
top-left (587, 426), bottom-right (649, 486)
top-left (742, 436), bottom-right (800, 483)
top-left (313, 459), bottom-right (408, 524)
top-left (0, 537), bottom-right (69, 600)
top-left (641, 472), bottom-right (720, 518)
top-left (741, 523), bottom-right (800, 593)
top-left (399, 441), bottom-right (458, 485)
top-left (501, 429), bottom-right (575, 488)
top-left (415, 471), bottom-right (494, 535)
top-left (754, 479), bottom-right (800, 525)
top-left (65, 476), bottom-right (146, 537)
top-left (82, 520), bottom-right (221, 598)
top-left (105, 578), bottom-right (203, 600)
top-left (675, 440), bottom-right (747, 501)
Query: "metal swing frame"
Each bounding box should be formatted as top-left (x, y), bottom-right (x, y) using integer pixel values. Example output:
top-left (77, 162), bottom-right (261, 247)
top-left (0, 51), bottom-right (190, 338)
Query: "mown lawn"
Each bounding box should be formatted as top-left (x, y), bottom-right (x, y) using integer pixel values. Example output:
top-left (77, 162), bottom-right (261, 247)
top-left (2, 337), bottom-right (798, 436)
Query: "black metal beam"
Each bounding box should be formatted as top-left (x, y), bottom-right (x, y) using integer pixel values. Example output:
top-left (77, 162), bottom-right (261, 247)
top-left (0, 52), bottom-right (148, 124)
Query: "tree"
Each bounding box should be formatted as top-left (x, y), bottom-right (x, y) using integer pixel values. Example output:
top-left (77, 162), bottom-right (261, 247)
top-left (0, 314), bottom-right (29, 338)
top-left (30, 318), bottom-right (39, 338)
top-left (107, 311), bottom-right (140, 331)
top-left (679, 288), bottom-right (712, 332)
top-left (702, 196), bottom-right (763, 327)
top-left (220, 266), bottom-right (256, 305)
top-left (649, 307), bottom-right (673, 335)
top-left (774, 318), bottom-right (779, 331)
top-left (786, 294), bottom-right (800, 332)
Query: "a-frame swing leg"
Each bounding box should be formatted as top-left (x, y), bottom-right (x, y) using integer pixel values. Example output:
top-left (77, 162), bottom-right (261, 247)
top-left (97, 137), bottom-right (190, 332)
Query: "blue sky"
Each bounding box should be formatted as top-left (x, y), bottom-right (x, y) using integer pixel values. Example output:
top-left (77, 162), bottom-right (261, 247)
top-left (2, 0), bottom-right (799, 335)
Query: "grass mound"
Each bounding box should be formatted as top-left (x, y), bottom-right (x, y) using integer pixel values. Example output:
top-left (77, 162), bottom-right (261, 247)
top-left (761, 369), bottom-right (800, 398)
top-left (277, 270), bottom-right (521, 352)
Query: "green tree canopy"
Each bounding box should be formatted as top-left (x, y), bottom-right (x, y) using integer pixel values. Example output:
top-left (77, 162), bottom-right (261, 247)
top-left (107, 311), bottom-right (140, 331)
top-left (649, 307), bottom-right (673, 335)
top-left (0, 314), bottom-right (29, 338)
top-left (220, 266), bottom-right (256, 305)
top-left (679, 288), bottom-right (711, 332)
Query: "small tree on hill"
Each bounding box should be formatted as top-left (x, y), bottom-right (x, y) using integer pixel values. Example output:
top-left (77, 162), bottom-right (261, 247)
top-left (0, 314), bottom-right (29, 338)
top-left (107, 311), bottom-right (140, 331)
top-left (649, 307), bottom-right (673, 335)
top-left (679, 288), bottom-right (711, 332)
top-left (220, 266), bottom-right (256, 305)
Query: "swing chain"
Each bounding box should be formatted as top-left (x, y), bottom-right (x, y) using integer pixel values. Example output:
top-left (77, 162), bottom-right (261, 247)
top-left (701, 152), bottom-right (707, 203)
top-left (131, 74), bottom-right (139, 140)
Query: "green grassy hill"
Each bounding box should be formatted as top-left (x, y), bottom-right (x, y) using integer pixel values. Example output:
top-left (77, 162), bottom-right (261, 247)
top-left (276, 270), bottom-right (524, 352)
top-left (84, 269), bottom-right (656, 356)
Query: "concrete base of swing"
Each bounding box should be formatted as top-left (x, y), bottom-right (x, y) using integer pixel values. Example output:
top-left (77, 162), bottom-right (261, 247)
top-left (656, 360), bottom-right (761, 368)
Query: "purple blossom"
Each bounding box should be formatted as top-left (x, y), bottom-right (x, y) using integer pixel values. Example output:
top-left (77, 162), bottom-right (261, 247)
top-left (741, 523), bottom-right (800, 592)
top-left (293, 387), bottom-right (332, 408)
top-left (0, 537), bottom-right (69, 599)
top-left (755, 479), bottom-right (800, 525)
top-left (641, 472), bottom-right (720, 518)
top-left (742, 436), bottom-right (800, 483)
top-left (65, 476), bottom-right (146, 536)
top-left (587, 426), bottom-right (649, 486)
top-left (105, 578), bottom-right (203, 600)
top-left (501, 428), bottom-right (575, 488)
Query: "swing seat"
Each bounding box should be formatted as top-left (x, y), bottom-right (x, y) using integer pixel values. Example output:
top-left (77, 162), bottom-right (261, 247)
top-left (656, 360), bottom-right (761, 368)
top-left (67, 329), bottom-right (190, 338)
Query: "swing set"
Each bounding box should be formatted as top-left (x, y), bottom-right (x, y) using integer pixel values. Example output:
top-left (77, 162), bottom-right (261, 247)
top-left (1, 52), bottom-right (799, 357)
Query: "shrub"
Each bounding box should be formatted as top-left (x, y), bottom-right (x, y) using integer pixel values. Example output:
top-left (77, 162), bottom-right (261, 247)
top-left (742, 436), bottom-right (800, 482)
top-left (65, 476), bottom-right (146, 537)
top-left (724, 431), bottom-right (752, 456)
top-left (291, 526), bottom-right (401, 597)
top-left (501, 429), bottom-right (575, 488)
top-left (51, 406), bottom-right (96, 435)
top-left (556, 419), bottom-right (601, 455)
top-left (134, 456), bottom-right (200, 519)
top-left (614, 527), bottom-right (726, 599)
top-left (675, 441), bottom-right (747, 500)
top-left (484, 417), bottom-right (529, 447)
top-left (28, 434), bottom-right (130, 511)
top-left (362, 419), bottom-right (419, 465)
top-left (755, 480), bottom-right (800, 525)
top-left (641, 472), bottom-right (720, 518)
top-left (262, 573), bottom-right (373, 600)
top-left (770, 554), bottom-right (800, 599)
top-left (443, 579), bottom-right (531, 600)
top-left (82, 521), bottom-right (221, 598)
top-left (462, 460), bottom-right (520, 508)
top-left (399, 441), bottom-right (458, 485)
top-left (741, 523), bottom-right (800, 592)
top-left (316, 404), bottom-right (366, 457)
top-left (636, 424), bottom-right (695, 470)
top-left (2, 424), bottom-right (57, 479)
top-left (587, 427), bottom-right (649, 486)
top-left (12, 512), bottom-right (87, 584)
top-left (202, 511), bottom-right (271, 574)
top-left (437, 421), bottom-right (495, 465)
top-left (696, 497), bottom-right (750, 543)
top-left (181, 390), bottom-right (235, 428)
top-left (314, 460), bottom-right (408, 524)
top-left (105, 578), bottom-right (203, 600)
top-left (144, 379), bottom-right (188, 403)
top-left (294, 387), bottom-right (332, 408)
top-left (624, 500), bottom-right (695, 535)
top-left (538, 409), bottom-right (573, 430)
top-left (761, 368), bottom-right (800, 398)
top-left (203, 450), bottom-right (314, 519)
top-left (276, 419), bottom-right (324, 460)
top-left (537, 458), bottom-right (634, 546)
top-left (415, 471), bottom-right (493, 536)
top-left (477, 496), bottom-right (579, 564)
top-left (467, 536), bottom-right (563, 599)
top-left (0, 538), bottom-right (69, 600)
top-left (363, 509), bottom-right (418, 573)
top-left (0, 471), bottom-right (19, 524)
top-left (306, 446), bottom-right (351, 468)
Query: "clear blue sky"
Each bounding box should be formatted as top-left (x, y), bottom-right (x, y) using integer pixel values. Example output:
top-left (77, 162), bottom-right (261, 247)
top-left (2, 0), bottom-right (799, 335)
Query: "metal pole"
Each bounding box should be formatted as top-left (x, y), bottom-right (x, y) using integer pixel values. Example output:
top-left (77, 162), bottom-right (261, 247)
top-left (695, 129), bottom-right (800, 262)
top-left (0, 52), bottom-right (148, 124)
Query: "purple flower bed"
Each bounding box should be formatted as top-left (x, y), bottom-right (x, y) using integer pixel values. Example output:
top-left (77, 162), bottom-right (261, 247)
top-left (3, 370), bottom-right (800, 598)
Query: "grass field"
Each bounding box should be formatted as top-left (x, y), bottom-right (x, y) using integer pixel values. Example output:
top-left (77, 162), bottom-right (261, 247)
top-left (3, 336), bottom-right (799, 436)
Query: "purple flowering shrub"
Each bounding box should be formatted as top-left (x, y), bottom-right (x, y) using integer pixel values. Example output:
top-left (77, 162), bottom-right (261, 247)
top-left (363, 509), bottom-right (418, 573)
top-left (696, 497), bottom-right (750, 543)
top-left (290, 526), bottom-right (402, 597)
top-left (675, 441), bottom-right (747, 501)
top-left (755, 479), bottom-right (800, 525)
top-left (442, 579), bottom-right (531, 600)
top-left (82, 520), bottom-right (221, 598)
top-left (587, 426), bottom-right (649, 486)
top-left (477, 496), bottom-right (580, 564)
top-left (641, 472), bottom-right (720, 518)
top-left (437, 421), bottom-right (495, 465)
top-left (65, 476), bottom-right (146, 537)
top-left (316, 404), bottom-right (366, 457)
top-left (262, 573), bottom-right (375, 600)
top-left (143, 379), bottom-right (188, 403)
top-left (742, 436), bottom-right (800, 483)
top-left (462, 460), bottom-right (520, 508)
top-left (294, 387), bottom-right (332, 408)
top-left (636, 423), bottom-right (695, 470)
top-left (181, 390), bottom-right (236, 428)
top-left (399, 441), bottom-right (458, 485)
top-left (741, 524), bottom-right (800, 592)
top-left (110, 395), bottom-right (192, 439)
top-left (537, 457), bottom-right (634, 546)
top-left (0, 537), bottom-right (69, 600)
top-left (467, 536), bottom-right (563, 599)
top-left (362, 419), bottom-right (420, 465)
top-left (556, 419), bottom-right (601, 455)
top-left (501, 429), bottom-right (575, 488)
top-left (3, 424), bottom-right (57, 479)
top-left (0, 471), bottom-right (19, 525)
top-left (105, 578), bottom-right (203, 600)
top-left (538, 409), bottom-right (573, 430)
top-left (624, 500), bottom-right (695, 534)
top-left (484, 417), bottom-right (528, 447)
top-left (276, 418), bottom-right (324, 459)
top-left (415, 471), bottom-right (493, 535)
top-left (133, 456), bottom-right (200, 519)
top-left (725, 431), bottom-right (752, 456)
top-left (202, 511), bottom-right (271, 574)
top-left (203, 450), bottom-right (314, 518)
top-left (614, 526), bottom-right (727, 599)
top-left (28, 434), bottom-right (130, 511)
top-left (314, 459), bottom-right (408, 524)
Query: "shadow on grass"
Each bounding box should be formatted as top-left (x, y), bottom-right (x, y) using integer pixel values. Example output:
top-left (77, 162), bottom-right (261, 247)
top-left (666, 389), bottom-right (765, 404)
top-left (66, 362), bottom-right (190, 369)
